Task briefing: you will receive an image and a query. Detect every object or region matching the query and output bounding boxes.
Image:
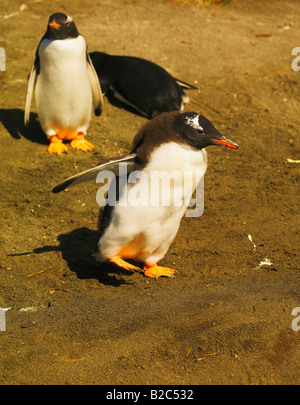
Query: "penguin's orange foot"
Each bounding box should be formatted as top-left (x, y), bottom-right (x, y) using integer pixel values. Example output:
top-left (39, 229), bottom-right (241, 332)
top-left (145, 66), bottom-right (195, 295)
top-left (144, 264), bottom-right (175, 279)
top-left (109, 257), bottom-right (142, 272)
top-left (48, 135), bottom-right (68, 155)
top-left (70, 133), bottom-right (95, 152)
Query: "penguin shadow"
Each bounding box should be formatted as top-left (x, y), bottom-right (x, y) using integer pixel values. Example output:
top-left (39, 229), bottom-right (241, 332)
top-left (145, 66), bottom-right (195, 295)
top-left (56, 227), bottom-right (134, 286)
top-left (11, 226), bottom-right (138, 286)
top-left (0, 108), bottom-right (47, 145)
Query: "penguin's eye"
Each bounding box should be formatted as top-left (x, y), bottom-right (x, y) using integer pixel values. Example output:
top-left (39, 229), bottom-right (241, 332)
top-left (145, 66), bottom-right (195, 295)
top-left (65, 21), bottom-right (71, 26)
top-left (196, 128), bottom-right (204, 135)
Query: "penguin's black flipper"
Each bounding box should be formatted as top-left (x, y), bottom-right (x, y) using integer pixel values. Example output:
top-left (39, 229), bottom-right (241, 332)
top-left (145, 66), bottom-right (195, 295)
top-left (86, 53), bottom-right (104, 116)
top-left (52, 154), bottom-right (138, 193)
top-left (24, 62), bottom-right (38, 126)
top-left (175, 78), bottom-right (197, 90)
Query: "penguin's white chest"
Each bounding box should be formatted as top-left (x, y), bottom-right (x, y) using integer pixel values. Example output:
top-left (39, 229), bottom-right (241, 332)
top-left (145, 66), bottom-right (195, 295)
top-left (97, 142), bottom-right (208, 264)
top-left (35, 35), bottom-right (92, 138)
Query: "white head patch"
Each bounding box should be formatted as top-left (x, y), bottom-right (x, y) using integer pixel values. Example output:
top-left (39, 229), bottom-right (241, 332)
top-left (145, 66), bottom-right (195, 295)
top-left (66, 15), bottom-right (73, 23)
top-left (185, 114), bottom-right (203, 132)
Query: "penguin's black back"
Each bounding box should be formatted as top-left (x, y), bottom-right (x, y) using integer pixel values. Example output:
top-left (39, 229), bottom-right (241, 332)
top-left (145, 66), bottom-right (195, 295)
top-left (89, 52), bottom-right (185, 118)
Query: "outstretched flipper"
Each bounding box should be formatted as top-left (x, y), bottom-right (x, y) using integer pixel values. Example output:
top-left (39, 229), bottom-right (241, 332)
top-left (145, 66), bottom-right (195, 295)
top-left (52, 153), bottom-right (138, 193)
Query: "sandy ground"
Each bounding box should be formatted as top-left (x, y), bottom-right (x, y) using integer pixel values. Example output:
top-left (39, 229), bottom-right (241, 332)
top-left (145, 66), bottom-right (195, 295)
top-left (0, 0), bottom-right (299, 385)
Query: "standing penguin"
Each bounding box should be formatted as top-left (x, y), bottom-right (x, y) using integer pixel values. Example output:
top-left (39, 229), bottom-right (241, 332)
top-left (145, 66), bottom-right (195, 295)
top-left (52, 111), bottom-right (239, 278)
top-left (24, 13), bottom-right (103, 155)
top-left (89, 51), bottom-right (196, 119)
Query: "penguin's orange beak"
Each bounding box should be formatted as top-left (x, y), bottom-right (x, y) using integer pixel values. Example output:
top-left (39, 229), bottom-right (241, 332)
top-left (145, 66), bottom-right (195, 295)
top-left (212, 138), bottom-right (239, 149)
top-left (49, 21), bottom-right (60, 28)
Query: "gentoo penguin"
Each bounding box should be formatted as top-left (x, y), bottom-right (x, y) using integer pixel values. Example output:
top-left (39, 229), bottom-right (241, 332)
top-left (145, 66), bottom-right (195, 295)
top-left (52, 111), bottom-right (238, 278)
top-left (24, 13), bottom-right (103, 155)
top-left (89, 51), bottom-right (196, 119)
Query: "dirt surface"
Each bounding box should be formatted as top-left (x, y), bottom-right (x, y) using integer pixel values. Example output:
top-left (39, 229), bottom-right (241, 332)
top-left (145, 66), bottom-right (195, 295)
top-left (0, 0), bottom-right (299, 385)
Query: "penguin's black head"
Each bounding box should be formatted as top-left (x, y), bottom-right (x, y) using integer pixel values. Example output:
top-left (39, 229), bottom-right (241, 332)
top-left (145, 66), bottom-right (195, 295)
top-left (173, 112), bottom-right (239, 150)
top-left (46, 13), bottom-right (79, 40)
